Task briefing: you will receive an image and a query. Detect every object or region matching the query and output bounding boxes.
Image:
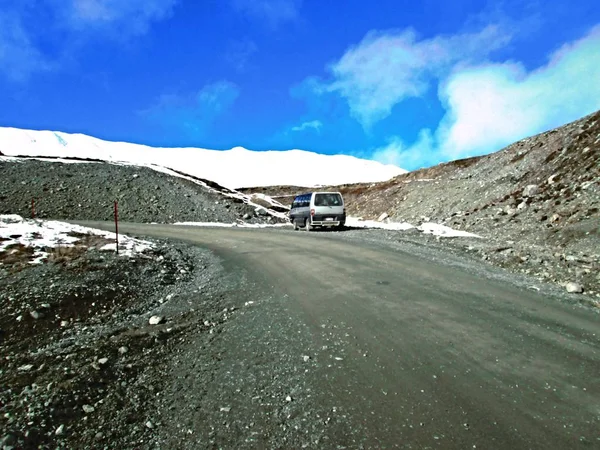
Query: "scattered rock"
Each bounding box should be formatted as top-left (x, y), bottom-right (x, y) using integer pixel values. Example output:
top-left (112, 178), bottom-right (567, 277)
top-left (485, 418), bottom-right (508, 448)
top-left (82, 404), bottom-right (95, 414)
top-left (145, 421), bottom-right (154, 429)
top-left (118, 346), bottom-right (128, 355)
top-left (30, 310), bottom-right (43, 320)
top-left (302, 355), bottom-right (310, 362)
top-left (55, 424), bottom-right (65, 436)
top-left (377, 213), bottom-right (389, 222)
top-left (0, 433), bottom-right (17, 448)
top-left (149, 315), bottom-right (163, 325)
top-left (523, 184), bottom-right (539, 197)
top-left (565, 282), bottom-right (584, 294)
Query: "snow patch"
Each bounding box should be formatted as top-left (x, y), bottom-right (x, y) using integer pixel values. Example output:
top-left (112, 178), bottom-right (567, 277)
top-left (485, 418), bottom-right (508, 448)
top-left (0, 215), bottom-right (154, 264)
top-left (417, 223), bottom-right (481, 238)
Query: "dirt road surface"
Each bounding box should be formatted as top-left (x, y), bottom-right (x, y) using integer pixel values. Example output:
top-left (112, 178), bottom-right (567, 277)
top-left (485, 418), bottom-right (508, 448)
top-left (76, 223), bottom-right (600, 449)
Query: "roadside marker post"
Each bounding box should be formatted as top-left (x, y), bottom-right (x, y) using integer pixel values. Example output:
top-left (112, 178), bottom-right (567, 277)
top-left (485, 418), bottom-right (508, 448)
top-left (114, 200), bottom-right (119, 254)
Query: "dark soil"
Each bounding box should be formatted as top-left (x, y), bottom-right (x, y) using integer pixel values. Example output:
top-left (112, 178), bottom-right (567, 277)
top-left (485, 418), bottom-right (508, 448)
top-left (0, 239), bottom-right (232, 449)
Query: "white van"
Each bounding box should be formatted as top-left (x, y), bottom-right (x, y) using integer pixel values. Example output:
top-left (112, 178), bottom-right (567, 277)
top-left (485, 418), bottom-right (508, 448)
top-left (289, 192), bottom-right (346, 231)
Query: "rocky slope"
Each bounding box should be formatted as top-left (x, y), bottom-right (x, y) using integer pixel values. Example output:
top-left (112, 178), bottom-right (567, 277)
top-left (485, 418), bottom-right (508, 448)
top-left (242, 110), bottom-right (600, 298)
top-left (0, 235), bottom-right (231, 449)
top-left (0, 159), bottom-right (285, 224)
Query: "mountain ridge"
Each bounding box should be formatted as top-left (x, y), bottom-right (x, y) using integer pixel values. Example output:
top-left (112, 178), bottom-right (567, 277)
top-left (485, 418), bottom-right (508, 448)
top-left (0, 127), bottom-right (406, 189)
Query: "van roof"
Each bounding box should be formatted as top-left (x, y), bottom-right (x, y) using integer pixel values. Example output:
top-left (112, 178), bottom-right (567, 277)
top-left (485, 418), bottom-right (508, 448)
top-left (296, 191), bottom-right (342, 196)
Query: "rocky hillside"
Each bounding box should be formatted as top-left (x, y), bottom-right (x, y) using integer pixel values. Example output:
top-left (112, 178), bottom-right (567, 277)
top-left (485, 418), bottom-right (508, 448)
top-left (0, 159), bottom-right (285, 224)
top-left (242, 110), bottom-right (600, 297)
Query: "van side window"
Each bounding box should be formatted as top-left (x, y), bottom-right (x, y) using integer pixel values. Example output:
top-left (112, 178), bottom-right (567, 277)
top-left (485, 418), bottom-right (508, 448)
top-left (302, 194), bottom-right (310, 207)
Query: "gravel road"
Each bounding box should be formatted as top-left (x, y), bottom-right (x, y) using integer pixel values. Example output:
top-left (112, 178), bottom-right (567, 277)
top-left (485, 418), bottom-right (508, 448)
top-left (72, 222), bottom-right (600, 449)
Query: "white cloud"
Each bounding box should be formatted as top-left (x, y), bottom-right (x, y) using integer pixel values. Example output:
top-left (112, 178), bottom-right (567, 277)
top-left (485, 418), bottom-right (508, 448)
top-left (232, 0), bottom-right (301, 27)
top-left (0, 12), bottom-right (54, 81)
top-left (322, 25), bottom-right (512, 128)
top-left (371, 130), bottom-right (436, 170)
top-left (58, 0), bottom-right (179, 35)
top-left (367, 25), bottom-right (600, 170)
top-left (225, 39), bottom-right (258, 72)
top-left (143, 81), bottom-right (240, 137)
top-left (291, 120), bottom-right (322, 133)
top-left (0, 0), bottom-right (177, 82)
top-left (437, 25), bottom-right (600, 159)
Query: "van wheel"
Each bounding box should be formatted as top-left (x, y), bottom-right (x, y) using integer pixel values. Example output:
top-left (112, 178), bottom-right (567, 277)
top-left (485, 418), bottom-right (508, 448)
top-left (293, 219), bottom-right (299, 231)
top-left (305, 218), bottom-right (312, 232)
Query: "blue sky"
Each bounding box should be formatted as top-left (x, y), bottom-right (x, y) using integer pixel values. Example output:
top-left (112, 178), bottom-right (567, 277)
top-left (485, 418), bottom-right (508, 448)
top-left (0, 0), bottom-right (599, 170)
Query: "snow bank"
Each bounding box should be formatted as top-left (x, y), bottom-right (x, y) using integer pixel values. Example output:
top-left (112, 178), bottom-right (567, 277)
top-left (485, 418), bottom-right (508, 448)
top-left (174, 217), bottom-right (481, 238)
top-left (174, 222), bottom-right (291, 229)
top-left (0, 215), bottom-right (153, 264)
top-left (346, 217), bottom-right (481, 237)
top-left (345, 217), bottom-right (415, 231)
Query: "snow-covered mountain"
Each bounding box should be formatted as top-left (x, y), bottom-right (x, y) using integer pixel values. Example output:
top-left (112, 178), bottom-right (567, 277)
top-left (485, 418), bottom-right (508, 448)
top-left (0, 127), bottom-right (406, 189)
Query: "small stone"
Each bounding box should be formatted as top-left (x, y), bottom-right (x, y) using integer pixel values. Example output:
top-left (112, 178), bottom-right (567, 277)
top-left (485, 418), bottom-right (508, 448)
top-left (18, 364), bottom-right (34, 372)
top-left (149, 316), bottom-right (163, 325)
top-left (0, 433), bottom-right (17, 447)
top-left (55, 424), bottom-right (65, 435)
top-left (377, 212), bottom-right (389, 222)
top-left (286, 396), bottom-right (292, 402)
top-left (82, 404), bottom-right (95, 414)
top-left (118, 346), bottom-right (128, 355)
top-left (523, 184), bottom-right (539, 197)
top-left (145, 421), bottom-right (154, 429)
top-left (565, 282), bottom-right (584, 294)
top-left (302, 355), bottom-right (310, 362)
top-left (98, 357), bottom-right (108, 365)
top-left (550, 214), bottom-right (561, 223)
top-left (30, 310), bottom-right (43, 320)
top-left (220, 406), bottom-right (231, 412)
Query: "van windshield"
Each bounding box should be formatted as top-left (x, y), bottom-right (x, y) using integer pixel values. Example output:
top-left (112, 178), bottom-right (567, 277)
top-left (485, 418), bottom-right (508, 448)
top-left (314, 193), bottom-right (342, 207)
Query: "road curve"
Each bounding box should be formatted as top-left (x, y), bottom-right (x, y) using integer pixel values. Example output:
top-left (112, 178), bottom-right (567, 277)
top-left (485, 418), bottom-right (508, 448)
top-left (79, 222), bottom-right (600, 448)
